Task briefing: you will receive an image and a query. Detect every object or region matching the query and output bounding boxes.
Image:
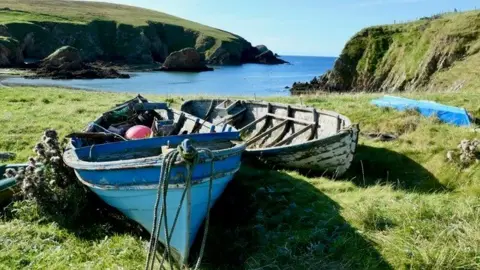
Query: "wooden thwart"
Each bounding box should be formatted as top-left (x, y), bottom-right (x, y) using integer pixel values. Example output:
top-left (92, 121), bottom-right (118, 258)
top-left (239, 114), bottom-right (267, 133)
top-left (214, 107), bottom-right (246, 125)
top-left (274, 124), bottom-right (312, 147)
top-left (246, 119), bottom-right (288, 147)
top-left (266, 113), bottom-right (316, 126)
top-left (264, 106), bottom-right (292, 148)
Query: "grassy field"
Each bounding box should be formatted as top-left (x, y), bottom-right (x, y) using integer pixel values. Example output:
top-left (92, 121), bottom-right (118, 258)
top-left (0, 86), bottom-right (479, 269)
top-left (0, 0), bottom-right (236, 42)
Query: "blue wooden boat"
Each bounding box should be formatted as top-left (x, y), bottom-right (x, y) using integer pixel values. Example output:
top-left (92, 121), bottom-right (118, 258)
top-left (63, 96), bottom-right (246, 266)
top-left (181, 99), bottom-right (359, 176)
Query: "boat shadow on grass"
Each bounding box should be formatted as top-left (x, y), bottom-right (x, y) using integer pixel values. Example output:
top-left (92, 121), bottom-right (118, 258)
top-left (189, 166), bottom-right (392, 270)
top-left (344, 145), bottom-right (447, 193)
top-left (244, 144), bottom-right (446, 194)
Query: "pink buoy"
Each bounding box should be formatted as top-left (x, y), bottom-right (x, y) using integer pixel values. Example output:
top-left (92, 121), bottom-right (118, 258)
top-left (125, 125), bottom-right (152, 140)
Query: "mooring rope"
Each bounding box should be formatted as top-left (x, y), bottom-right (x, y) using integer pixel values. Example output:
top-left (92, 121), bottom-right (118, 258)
top-left (145, 139), bottom-right (215, 270)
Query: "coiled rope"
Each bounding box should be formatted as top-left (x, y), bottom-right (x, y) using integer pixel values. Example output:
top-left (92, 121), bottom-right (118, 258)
top-left (145, 139), bottom-right (214, 270)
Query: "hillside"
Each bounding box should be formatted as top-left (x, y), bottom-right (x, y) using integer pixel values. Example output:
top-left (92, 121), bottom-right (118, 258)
top-left (0, 0), bottom-right (273, 66)
top-left (291, 10), bottom-right (480, 93)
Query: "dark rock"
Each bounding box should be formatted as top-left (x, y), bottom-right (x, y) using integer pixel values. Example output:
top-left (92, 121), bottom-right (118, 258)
top-left (289, 76), bottom-right (326, 95)
top-left (0, 37), bottom-right (24, 67)
top-left (31, 66), bottom-right (130, 80)
top-left (207, 46), bottom-right (232, 65)
top-left (31, 46), bottom-right (129, 79)
top-left (240, 45), bottom-right (288, 65)
top-left (255, 50), bottom-right (288, 65)
top-left (255, 45), bottom-right (269, 54)
top-left (41, 46), bottom-right (82, 70)
top-left (160, 47), bottom-right (213, 72)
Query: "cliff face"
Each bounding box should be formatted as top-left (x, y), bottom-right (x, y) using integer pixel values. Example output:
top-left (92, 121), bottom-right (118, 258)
top-left (292, 10), bottom-right (480, 94)
top-left (0, 1), bottom-right (280, 66)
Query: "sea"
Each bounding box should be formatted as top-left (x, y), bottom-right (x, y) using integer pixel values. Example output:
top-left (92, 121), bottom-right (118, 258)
top-left (2, 56), bottom-right (336, 97)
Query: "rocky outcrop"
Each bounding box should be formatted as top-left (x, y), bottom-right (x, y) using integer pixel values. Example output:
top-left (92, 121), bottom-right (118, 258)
top-left (256, 45), bottom-right (269, 54)
top-left (41, 46), bottom-right (82, 70)
top-left (291, 11), bottom-right (480, 94)
top-left (33, 46), bottom-right (129, 79)
top-left (160, 47), bottom-right (212, 72)
top-left (0, 37), bottom-right (23, 67)
top-left (255, 50), bottom-right (288, 65)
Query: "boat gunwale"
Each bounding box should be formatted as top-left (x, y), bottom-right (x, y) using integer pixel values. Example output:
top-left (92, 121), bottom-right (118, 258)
top-left (73, 166), bottom-right (241, 190)
top-left (63, 136), bottom-right (246, 171)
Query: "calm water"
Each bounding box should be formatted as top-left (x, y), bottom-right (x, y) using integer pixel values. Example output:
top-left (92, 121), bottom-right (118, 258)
top-left (2, 56), bottom-right (335, 97)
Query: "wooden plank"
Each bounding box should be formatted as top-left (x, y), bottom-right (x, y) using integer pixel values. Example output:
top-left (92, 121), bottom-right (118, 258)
top-left (308, 108), bottom-right (319, 140)
top-left (266, 113), bottom-right (316, 126)
top-left (225, 100), bottom-right (240, 112)
top-left (215, 100), bottom-right (228, 109)
top-left (274, 124), bottom-right (312, 147)
top-left (169, 113), bottom-right (186, 136)
top-left (203, 100), bottom-right (216, 120)
top-left (246, 119), bottom-right (288, 147)
top-left (190, 118), bottom-right (201, 134)
top-left (264, 105), bottom-right (292, 147)
top-left (214, 107), bottom-right (247, 125)
top-left (254, 103), bottom-right (272, 137)
top-left (239, 114), bottom-right (267, 133)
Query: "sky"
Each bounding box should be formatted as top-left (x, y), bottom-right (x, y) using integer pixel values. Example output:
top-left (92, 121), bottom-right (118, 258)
top-left (84, 0), bottom-right (479, 56)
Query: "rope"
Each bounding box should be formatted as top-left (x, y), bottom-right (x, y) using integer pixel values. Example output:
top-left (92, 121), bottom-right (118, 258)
top-left (145, 139), bottom-right (215, 270)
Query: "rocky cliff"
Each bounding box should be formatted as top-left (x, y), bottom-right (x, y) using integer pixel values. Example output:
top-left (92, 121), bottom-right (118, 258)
top-left (0, 0), bottom-right (285, 67)
top-left (291, 10), bottom-right (480, 94)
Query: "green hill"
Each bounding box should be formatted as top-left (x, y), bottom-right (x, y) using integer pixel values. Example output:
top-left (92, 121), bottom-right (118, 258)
top-left (0, 0), bottom-right (259, 65)
top-left (292, 10), bottom-right (480, 93)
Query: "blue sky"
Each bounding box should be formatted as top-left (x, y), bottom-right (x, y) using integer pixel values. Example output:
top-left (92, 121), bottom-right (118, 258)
top-left (86, 0), bottom-right (479, 56)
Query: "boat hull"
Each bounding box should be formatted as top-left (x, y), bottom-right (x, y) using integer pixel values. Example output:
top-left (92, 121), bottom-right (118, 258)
top-left (64, 132), bottom-right (246, 264)
top-left (75, 170), bottom-right (236, 261)
top-left (245, 125), bottom-right (359, 176)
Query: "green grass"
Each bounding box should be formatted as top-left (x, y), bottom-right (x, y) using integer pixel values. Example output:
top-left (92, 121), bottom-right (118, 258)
top-left (0, 0), bottom-right (237, 42)
top-left (1, 86), bottom-right (480, 269)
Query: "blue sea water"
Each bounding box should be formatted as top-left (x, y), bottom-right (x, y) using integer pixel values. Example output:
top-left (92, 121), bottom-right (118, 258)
top-left (2, 56), bottom-right (335, 97)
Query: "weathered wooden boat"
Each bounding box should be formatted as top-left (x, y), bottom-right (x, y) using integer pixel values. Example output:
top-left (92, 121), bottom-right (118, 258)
top-left (63, 96), bottom-right (246, 266)
top-left (181, 99), bottom-right (359, 176)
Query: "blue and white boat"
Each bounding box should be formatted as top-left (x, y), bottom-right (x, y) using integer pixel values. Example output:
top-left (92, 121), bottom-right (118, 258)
top-left (63, 96), bottom-right (245, 266)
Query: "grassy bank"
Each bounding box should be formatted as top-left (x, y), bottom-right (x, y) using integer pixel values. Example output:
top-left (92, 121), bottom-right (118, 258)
top-left (314, 9), bottom-right (480, 93)
top-left (0, 86), bottom-right (479, 269)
